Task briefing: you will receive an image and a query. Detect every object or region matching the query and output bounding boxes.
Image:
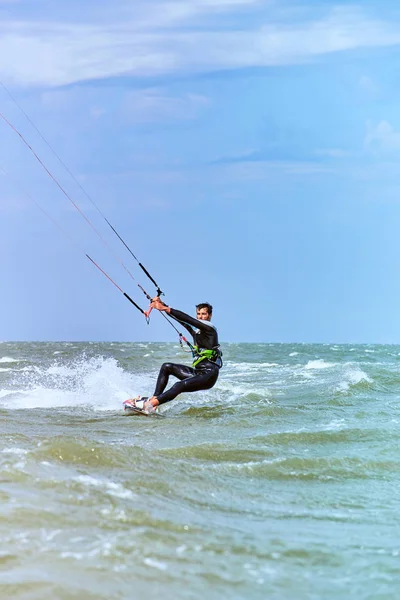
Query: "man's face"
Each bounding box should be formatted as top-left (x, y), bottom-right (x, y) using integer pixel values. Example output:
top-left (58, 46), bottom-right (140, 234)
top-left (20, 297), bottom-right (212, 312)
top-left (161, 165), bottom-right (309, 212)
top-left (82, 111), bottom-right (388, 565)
top-left (196, 307), bottom-right (211, 321)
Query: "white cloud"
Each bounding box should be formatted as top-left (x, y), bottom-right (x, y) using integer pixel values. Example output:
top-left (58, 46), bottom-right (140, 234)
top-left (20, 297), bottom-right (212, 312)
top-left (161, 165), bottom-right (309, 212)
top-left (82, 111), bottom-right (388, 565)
top-left (0, 5), bottom-right (400, 88)
top-left (90, 106), bottom-right (107, 120)
top-left (365, 120), bottom-right (400, 153)
top-left (121, 88), bottom-right (209, 123)
top-left (359, 75), bottom-right (379, 98)
top-left (211, 160), bottom-right (332, 183)
top-left (315, 148), bottom-right (356, 158)
top-left (38, 84), bottom-right (210, 123)
top-left (116, 0), bottom-right (261, 29)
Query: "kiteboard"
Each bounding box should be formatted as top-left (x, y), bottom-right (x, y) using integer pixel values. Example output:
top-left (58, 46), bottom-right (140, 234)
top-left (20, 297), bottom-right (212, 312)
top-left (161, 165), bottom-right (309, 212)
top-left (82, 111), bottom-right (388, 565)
top-left (123, 398), bottom-right (164, 418)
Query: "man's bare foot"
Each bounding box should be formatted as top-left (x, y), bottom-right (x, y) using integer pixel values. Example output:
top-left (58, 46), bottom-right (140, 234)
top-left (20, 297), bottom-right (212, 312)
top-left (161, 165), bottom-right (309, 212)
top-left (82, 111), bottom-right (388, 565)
top-left (147, 396), bottom-right (160, 408)
top-left (123, 396), bottom-right (159, 414)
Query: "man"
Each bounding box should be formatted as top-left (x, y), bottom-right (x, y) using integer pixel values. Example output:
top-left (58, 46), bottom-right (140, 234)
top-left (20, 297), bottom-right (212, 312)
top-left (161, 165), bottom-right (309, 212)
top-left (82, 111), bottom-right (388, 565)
top-left (125, 298), bottom-right (222, 414)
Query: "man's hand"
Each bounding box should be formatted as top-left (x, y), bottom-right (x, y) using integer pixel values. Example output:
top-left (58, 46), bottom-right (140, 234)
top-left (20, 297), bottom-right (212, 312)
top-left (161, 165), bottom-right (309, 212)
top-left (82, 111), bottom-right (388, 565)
top-left (151, 297), bottom-right (170, 312)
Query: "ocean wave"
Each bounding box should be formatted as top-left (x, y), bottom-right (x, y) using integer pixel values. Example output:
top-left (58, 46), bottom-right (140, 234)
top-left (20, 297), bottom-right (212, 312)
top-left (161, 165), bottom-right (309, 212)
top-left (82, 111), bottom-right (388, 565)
top-left (32, 437), bottom-right (136, 468)
top-left (0, 354), bottom-right (154, 411)
top-left (334, 365), bottom-right (373, 394)
top-left (305, 359), bottom-right (336, 370)
top-left (224, 362), bottom-right (280, 372)
top-left (0, 389), bottom-right (23, 399)
top-left (253, 426), bottom-right (396, 446)
top-left (73, 475), bottom-right (135, 499)
top-left (0, 356), bottom-right (22, 363)
top-left (161, 444), bottom-right (275, 463)
top-left (215, 379), bottom-right (272, 399)
top-left (214, 456), bottom-right (400, 481)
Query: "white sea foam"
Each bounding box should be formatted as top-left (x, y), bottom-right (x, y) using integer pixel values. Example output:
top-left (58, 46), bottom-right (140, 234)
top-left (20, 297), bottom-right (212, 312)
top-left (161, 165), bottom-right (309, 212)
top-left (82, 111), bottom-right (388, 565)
top-left (0, 354), bottom-right (155, 411)
top-left (335, 365), bottom-right (372, 393)
top-left (301, 372), bottom-right (316, 381)
top-left (75, 475), bottom-right (135, 499)
top-left (216, 379), bottom-right (272, 399)
top-left (0, 356), bottom-right (21, 363)
top-left (0, 368), bottom-right (11, 372)
top-left (305, 359), bottom-right (336, 370)
top-left (2, 447), bottom-right (28, 455)
top-left (144, 558), bottom-right (168, 571)
top-left (0, 389), bottom-right (22, 399)
top-left (225, 362), bottom-right (279, 373)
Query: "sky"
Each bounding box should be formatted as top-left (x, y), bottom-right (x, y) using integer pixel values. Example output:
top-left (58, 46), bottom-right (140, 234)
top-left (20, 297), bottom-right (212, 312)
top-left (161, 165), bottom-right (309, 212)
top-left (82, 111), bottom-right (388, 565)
top-left (1, 0), bottom-right (400, 343)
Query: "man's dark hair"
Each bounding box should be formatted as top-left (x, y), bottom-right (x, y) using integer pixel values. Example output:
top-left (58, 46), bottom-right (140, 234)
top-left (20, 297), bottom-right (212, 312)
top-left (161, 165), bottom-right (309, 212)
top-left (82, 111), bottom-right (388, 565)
top-left (196, 302), bottom-right (213, 315)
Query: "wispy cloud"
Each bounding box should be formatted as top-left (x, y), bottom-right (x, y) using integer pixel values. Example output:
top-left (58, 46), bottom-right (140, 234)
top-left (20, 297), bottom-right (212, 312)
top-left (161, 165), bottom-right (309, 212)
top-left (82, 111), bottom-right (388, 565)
top-left (365, 120), bottom-right (400, 153)
top-left (358, 75), bottom-right (380, 99)
top-left (38, 85), bottom-right (209, 124)
top-left (210, 146), bottom-right (328, 166)
top-left (1, 4), bottom-right (400, 87)
top-left (315, 148), bottom-right (356, 159)
top-left (209, 160), bottom-right (332, 183)
top-left (121, 88), bottom-right (210, 123)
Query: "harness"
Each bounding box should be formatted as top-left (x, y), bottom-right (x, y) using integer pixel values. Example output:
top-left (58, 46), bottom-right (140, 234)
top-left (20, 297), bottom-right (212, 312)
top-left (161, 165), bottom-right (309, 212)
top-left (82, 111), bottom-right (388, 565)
top-left (192, 345), bottom-right (223, 368)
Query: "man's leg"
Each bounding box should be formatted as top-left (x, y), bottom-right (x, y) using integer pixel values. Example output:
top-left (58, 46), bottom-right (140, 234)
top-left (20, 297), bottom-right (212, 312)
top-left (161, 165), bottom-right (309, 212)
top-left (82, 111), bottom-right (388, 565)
top-left (155, 367), bottom-right (219, 404)
top-left (153, 362), bottom-right (195, 397)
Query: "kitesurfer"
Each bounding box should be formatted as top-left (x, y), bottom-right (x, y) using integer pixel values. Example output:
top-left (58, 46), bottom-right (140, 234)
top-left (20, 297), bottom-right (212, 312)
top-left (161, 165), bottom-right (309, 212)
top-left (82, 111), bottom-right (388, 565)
top-left (125, 298), bottom-right (222, 413)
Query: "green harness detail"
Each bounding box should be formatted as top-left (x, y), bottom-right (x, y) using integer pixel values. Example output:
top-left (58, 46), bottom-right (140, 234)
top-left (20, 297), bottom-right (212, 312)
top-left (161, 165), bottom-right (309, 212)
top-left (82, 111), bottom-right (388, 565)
top-left (192, 347), bottom-right (221, 368)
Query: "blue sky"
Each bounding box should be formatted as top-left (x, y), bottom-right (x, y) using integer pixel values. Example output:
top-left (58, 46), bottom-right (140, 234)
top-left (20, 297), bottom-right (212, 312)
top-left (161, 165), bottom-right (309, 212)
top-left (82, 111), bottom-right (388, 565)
top-left (2, 0), bottom-right (400, 343)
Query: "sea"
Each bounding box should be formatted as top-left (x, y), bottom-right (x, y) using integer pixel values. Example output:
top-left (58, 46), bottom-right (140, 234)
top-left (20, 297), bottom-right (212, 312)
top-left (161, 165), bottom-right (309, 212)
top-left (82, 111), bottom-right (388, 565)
top-left (0, 341), bottom-right (400, 600)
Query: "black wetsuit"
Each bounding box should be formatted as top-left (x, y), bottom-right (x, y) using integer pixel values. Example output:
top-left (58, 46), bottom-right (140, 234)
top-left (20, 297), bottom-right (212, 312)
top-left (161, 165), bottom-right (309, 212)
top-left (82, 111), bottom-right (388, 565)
top-left (154, 308), bottom-right (222, 404)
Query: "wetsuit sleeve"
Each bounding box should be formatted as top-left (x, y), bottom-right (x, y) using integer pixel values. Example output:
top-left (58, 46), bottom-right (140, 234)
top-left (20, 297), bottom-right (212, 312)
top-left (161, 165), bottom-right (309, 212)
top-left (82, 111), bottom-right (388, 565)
top-left (169, 308), bottom-right (215, 333)
top-left (168, 308), bottom-right (196, 337)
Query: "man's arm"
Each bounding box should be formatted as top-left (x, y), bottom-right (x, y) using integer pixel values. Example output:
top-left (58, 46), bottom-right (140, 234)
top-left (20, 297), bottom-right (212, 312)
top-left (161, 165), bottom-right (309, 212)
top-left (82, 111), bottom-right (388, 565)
top-left (168, 309), bottom-right (196, 337)
top-left (169, 308), bottom-right (215, 332)
top-left (150, 299), bottom-right (214, 332)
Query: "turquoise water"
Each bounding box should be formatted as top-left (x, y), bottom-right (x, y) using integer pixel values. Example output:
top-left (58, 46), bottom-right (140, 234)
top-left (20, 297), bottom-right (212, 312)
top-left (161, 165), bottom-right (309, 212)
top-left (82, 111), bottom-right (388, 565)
top-left (1, 342), bottom-right (400, 599)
